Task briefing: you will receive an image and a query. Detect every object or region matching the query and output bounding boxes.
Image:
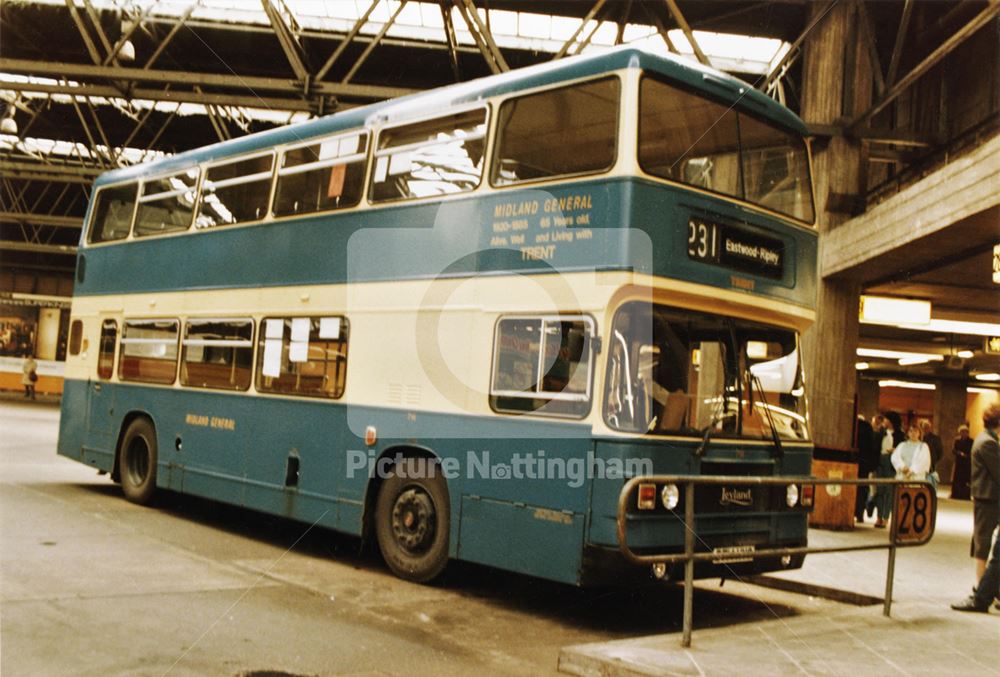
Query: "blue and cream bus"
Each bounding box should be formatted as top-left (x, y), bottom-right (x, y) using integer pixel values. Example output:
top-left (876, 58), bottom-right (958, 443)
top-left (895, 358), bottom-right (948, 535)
top-left (58, 47), bottom-right (817, 586)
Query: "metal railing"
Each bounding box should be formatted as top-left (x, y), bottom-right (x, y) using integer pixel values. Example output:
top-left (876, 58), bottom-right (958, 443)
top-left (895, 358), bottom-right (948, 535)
top-left (616, 475), bottom-right (937, 648)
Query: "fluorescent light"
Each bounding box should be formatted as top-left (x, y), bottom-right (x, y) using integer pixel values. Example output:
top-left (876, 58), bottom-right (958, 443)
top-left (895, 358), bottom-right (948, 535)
top-left (957, 350), bottom-right (975, 358)
top-left (855, 362), bottom-right (870, 370)
top-left (898, 357), bottom-right (930, 366)
top-left (857, 348), bottom-right (944, 361)
top-left (860, 296), bottom-right (931, 325)
top-left (974, 373), bottom-right (1000, 381)
top-left (968, 387), bottom-right (998, 394)
top-left (921, 319), bottom-right (1000, 336)
top-left (879, 380), bottom-right (936, 390)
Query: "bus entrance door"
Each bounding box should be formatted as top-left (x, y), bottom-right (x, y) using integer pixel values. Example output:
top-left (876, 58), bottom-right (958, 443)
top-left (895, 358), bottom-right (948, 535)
top-left (84, 316), bottom-right (119, 467)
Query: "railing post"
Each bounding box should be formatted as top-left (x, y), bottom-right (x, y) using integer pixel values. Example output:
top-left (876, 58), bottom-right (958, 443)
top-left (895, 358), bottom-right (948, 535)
top-left (884, 483), bottom-right (897, 617)
top-left (681, 481), bottom-right (695, 648)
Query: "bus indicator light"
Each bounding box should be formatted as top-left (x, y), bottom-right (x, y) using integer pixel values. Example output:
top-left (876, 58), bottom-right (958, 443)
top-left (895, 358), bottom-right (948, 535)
top-left (801, 484), bottom-right (814, 507)
top-left (637, 483), bottom-right (656, 510)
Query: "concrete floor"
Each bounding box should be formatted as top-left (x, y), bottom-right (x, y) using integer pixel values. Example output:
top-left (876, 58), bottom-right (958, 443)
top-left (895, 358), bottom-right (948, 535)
top-left (1, 399), bottom-right (993, 676)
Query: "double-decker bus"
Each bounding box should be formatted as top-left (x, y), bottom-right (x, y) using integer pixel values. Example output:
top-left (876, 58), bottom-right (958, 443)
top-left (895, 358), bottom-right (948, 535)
top-left (58, 46), bottom-right (817, 586)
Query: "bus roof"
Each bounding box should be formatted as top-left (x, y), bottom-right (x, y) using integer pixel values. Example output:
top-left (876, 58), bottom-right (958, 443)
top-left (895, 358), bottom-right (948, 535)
top-left (94, 46), bottom-right (807, 188)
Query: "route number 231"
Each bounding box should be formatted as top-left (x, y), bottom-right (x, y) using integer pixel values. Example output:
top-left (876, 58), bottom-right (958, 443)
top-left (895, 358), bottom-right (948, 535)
top-left (687, 220), bottom-right (719, 261)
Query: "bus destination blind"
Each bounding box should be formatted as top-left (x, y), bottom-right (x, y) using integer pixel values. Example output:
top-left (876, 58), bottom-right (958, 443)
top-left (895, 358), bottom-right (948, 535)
top-left (686, 218), bottom-right (785, 280)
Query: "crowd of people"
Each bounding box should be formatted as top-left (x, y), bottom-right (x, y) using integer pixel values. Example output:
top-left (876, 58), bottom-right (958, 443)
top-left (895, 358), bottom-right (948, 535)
top-left (855, 405), bottom-right (999, 614)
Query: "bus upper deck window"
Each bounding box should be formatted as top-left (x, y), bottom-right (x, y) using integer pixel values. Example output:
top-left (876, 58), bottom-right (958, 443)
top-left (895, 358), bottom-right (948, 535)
top-left (274, 132), bottom-right (369, 217)
top-left (134, 168), bottom-right (199, 237)
top-left (196, 154), bottom-right (274, 228)
top-left (88, 183), bottom-right (137, 243)
top-left (370, 109), bottom-right (487, 203)
top-left (492, 78), bottom-right (619, 187)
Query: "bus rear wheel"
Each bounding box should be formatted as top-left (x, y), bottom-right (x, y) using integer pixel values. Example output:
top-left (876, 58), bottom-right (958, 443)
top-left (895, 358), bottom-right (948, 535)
top-left (375, 459), bottom-right (449, 583)
top-left (119, 418), bottom-right (158, 505)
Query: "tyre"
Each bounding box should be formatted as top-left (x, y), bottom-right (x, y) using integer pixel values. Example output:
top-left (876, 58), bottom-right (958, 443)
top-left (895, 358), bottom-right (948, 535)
top-left (374, 458), bottom-right (450, 583)
top-left (119, 417), bottom-right (158, 505)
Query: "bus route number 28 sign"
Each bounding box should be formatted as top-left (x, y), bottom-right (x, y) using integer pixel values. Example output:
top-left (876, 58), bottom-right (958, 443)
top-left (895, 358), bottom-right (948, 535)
top-left (892, 483), bottom-right (937, 545)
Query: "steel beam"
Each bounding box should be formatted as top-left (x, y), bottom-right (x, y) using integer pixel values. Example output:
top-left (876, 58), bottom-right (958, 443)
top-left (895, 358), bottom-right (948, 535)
top-left (885, 0), bottom-right (913, 87)
top-left (1, 59), bottom-right (418, 101)
top-left (662, 0), bottom-right (711, 67)
top-left (454, 0), bottom-right (508, 73)
top-left (0, 160), bottom-right (102, 180)
top-left (315, 0), bottom-right (381, 81)
top-left (342, 1), bottom-right (408, 84)
top-left (0, 241), bottom-right (78, 255)
top-left (0, 212), bottom-right (82, 228)
top-left (0, 80), bottom-right (321, 114)
top-left (261, 0), bottom-right (310, 81)
top-left (851, 2), bottom-right (1000, 128)
top-left (144, 1), bottom-right (201, 70)
top-left (762, 0), bottom-right (837, 93)
top-left (553, 0), bottom-right (608, 60)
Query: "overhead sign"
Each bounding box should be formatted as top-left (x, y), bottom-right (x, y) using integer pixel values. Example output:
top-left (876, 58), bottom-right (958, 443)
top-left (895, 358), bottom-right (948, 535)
top-left (892, 483), bottom-right (936, 546)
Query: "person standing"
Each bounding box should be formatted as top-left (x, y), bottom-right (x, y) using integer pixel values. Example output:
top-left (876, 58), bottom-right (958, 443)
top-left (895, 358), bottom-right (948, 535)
top-left (891, 424), bottom-right (932, 481)
top-left (21, 354), bottom-right (37, 400)
top-left (919, 419), bottom-right (943, 488)
top-left (855, 415), bottom-right (879, 523)
top-left (871, 411), bottom-right (903, 528)
top-left (951, 424), bottom-right (973, 499)
top-left (968, 404), bottom-right (1000, 584)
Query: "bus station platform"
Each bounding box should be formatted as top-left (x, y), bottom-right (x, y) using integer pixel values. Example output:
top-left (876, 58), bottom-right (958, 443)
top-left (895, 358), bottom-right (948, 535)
top-left (559, 495), bottom-right (999, 677)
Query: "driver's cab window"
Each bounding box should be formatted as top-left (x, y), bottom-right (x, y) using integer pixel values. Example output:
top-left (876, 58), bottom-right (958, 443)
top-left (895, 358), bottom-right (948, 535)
top-left (605, 302), bottom-right (808, 441)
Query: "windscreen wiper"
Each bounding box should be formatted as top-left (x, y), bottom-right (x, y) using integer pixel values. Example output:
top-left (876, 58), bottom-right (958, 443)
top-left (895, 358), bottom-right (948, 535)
top-left (750, 372), bottom-right (784, 458)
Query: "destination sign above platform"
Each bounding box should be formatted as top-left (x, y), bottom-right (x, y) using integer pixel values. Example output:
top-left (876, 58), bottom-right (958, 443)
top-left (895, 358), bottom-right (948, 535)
top-left (687, 218), bottom-right (785, 280)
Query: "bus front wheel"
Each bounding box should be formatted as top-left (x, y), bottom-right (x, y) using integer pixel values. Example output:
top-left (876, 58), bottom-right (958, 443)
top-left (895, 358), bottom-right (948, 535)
top-left (375, 459), bottom-right (449, 583)
top-left (119, 418), bottom-right (158, 505)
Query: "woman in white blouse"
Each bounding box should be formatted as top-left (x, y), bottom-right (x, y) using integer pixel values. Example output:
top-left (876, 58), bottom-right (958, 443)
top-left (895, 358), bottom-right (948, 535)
top-left (891, 424), bottom-right (932, 480)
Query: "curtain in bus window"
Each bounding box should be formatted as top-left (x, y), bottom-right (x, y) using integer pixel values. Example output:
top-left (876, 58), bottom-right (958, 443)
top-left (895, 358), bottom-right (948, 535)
top-left (639, 78), bottom-right (741, 197)
top-left (134, 169), bottom-right (198, 237)
top-left (255, 317), bottom-right (349, 398)
top-left (88, 183), bottom-right (137, 243)
top-left (738, 115), bottom-right (815, 222)
top-left (197, 154), bottom-right (274, 227)
top-left (274, 133), bottom-right (368, 217)
top-left (370, 110), bottom-right (486, 202)
top-left (490, 316), bottom-right (592, 418)
top-left (119, 320), bottom-right (179, 384)
top-left (492, 78), bottom-right (619, 186)
top-left (181, 319), bottom-right (253, 390)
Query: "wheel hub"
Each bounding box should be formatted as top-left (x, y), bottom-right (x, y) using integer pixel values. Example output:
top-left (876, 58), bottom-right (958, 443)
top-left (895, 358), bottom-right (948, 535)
top-left (390, 488), bottom-right (435, 553)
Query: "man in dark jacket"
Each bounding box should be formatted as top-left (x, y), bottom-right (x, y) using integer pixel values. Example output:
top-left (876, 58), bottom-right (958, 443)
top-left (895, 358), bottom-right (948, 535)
top-left (854, 415), bottom-right (878, 523)
top-left (952, 403), bottom-right (1000, 612)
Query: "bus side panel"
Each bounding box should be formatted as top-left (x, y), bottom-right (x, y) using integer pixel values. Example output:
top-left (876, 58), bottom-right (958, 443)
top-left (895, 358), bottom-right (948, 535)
top-left (57, 377), bottom-right (90, 463)
top-left (587, 440), bottom-right (697, 547)
top-left (457, 496), bottom-right (585, 585)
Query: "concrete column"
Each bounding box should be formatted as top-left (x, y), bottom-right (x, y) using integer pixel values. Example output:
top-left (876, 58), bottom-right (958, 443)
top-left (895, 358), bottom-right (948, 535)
top-left (935, 380), bottom-right (969, 483)
top-left (857, 377), bottom-right (880, 421)
top-left (36, 308), bottom-right (60, 360)
top-left (799, 1), bottom-right (872, 450)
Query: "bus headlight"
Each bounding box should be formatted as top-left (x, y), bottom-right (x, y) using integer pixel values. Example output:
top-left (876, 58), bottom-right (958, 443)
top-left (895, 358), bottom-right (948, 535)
top-left (786, 483), bottom-right (799, 507)
top-left (661, 484), bottom-right (680, 510)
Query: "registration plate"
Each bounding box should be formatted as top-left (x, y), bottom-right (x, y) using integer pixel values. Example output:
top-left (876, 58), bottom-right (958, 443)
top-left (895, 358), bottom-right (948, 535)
top-left (711, 545), bottom-right (756, 564)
